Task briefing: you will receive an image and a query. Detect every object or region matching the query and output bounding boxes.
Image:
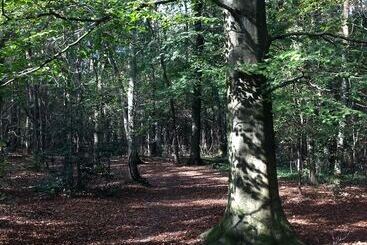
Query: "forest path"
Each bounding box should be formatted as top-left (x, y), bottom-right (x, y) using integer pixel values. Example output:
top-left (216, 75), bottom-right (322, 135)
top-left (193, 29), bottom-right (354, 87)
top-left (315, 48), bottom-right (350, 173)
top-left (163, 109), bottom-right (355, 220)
top-left (0, 157), bottom-right (366, 244)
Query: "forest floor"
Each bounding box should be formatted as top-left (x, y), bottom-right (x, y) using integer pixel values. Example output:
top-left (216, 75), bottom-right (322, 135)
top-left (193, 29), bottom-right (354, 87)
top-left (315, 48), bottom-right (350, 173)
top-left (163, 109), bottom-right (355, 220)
top-left (0, 156), bottom-right (366, 245)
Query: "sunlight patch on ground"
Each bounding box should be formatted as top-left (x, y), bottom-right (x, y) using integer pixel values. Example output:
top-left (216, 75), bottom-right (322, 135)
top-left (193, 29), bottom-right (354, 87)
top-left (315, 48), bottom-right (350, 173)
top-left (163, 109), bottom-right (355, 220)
top-left (129, 198), bottom-right (226, 209)
top-left (0, 216), bottom-right (75, 227)
top-left (119, 231), bottom-right (199, 244)
top-left (341, 242), bottom-right (367, 245)
top-left (350, 220), bottom-right (367, 228)
top-left (288, 217), bottom-right (320, 226)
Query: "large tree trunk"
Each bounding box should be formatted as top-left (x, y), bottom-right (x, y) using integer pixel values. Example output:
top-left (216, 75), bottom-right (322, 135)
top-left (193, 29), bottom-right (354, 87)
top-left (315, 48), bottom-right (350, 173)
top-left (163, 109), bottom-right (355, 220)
top-left (190, 0), bottom-right (204, 165)
top-left (204, 0), bottom-right (303, 244)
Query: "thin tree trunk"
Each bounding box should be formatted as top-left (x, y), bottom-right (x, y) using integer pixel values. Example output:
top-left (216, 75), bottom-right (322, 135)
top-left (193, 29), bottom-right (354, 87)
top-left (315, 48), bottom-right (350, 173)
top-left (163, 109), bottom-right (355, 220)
top-left (351, 129), bottom-right (358, 172)
top-left (24, 115), bottom-right (30, 154)
top-left (335, 0), bottom-right (350, 176)
top-left (63, 78), bottom-right (73, 190)
top-left (125, 41), bottom-right (147, 185)
top-left (213, 86), bottom-right (227, 157)
top-left (297, 137), bottom-right (303, 190)
top-left (25, 85), bottom-right (32, 154)
top-left (190, 0), bottom-right (204, 165)
top-left (92, 58), bottom-right (104, 161)
top-left (159, 54), bottom-right (180, 163)
top-left (32, 85), bottom-right (41, 156)
top-left (307, 137), bottom-right (318, 185)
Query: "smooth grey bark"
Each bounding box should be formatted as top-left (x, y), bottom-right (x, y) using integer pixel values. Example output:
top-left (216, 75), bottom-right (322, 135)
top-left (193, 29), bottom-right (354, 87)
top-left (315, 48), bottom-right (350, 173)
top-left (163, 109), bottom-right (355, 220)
top-left (24, 85), bottom-right (32, 154)
top-left (24, 114), bottom-right (30, 153)
top-left (63, 76), bottom-right (74, 189)
top-left (91, 57), bottom-right (105, 161)
top-left (212, 84), bottom-right (228, 157)
top-left (32, 85), bottom-right (40, 155)
top-left (218, 100), bottom-right (228, 157)
top-left (190, 0), bottom-right (204, 165)
top-left (204, 0), bottom-right (303, 244)
top-left (296, 137), bottom-right (303, 190)
top-left (351, 128), bottom-right (358, 171)
top-left (335, 0), bottom-right (350, 176)
top-left (307, 138), bottom-right (318, 185)
top-left (125, 42), bottom-right (147, 185)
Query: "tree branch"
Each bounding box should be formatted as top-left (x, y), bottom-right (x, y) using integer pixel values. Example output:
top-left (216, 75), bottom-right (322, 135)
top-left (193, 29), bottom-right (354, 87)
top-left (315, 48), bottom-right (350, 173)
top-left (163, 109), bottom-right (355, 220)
top-left (1, 0), bottom-right (11, 21)
top-left (269, 73), bottom-right (333, 93)
top-left (270, 74), bottom-right (308, 92)
top-left (211, 0), bottom-right (256, 23)
top-left (1, 24), bottom-right (100, 87)
top-left (2, 6), bottom-right (111, 24)
top-left (3, 0), bottom-right (177, 24)
top-left (307, 81), bottom-right (331, 92)
top-left (24, 11), bottom-right (111, 24)
top-left (0, 0), bottom-right (178, 87)
top-left (270, 31), bottom-right (367, 46)
top-left (135, 0), bottom-right (179, 10)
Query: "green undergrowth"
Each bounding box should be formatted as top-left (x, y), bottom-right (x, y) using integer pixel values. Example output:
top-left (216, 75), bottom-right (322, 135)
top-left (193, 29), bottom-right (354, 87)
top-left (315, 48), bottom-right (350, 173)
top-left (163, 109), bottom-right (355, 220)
top-left (35, 175), bottom-right (64, 197)
top-left (321, 173), bottom-right (367, 186)
top-left (208, 158), bottom-right (366, 186)
top-left (277, 166), bottom-right (366, 186)
top-left (204, 157), bottom-right (230, 172)
top-left (277, 167), bottom-right (301, 181)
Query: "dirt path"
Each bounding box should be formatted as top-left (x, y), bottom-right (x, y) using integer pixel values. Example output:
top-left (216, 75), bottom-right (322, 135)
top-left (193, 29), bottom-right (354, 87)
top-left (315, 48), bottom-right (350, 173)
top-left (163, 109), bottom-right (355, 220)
top-left (0, 158), bottom-right (366, 244)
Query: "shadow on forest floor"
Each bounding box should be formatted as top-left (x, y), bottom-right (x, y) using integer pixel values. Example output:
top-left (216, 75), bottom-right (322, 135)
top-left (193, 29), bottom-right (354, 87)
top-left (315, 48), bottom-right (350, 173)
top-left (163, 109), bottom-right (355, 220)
top-left (0, 156), bottom-right (366, 244)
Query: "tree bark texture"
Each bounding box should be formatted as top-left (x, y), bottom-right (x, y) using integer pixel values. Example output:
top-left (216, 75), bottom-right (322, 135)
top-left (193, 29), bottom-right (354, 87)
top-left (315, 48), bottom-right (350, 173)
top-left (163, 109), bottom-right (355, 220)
top-left (204, 1), bottom-right (303, 244)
